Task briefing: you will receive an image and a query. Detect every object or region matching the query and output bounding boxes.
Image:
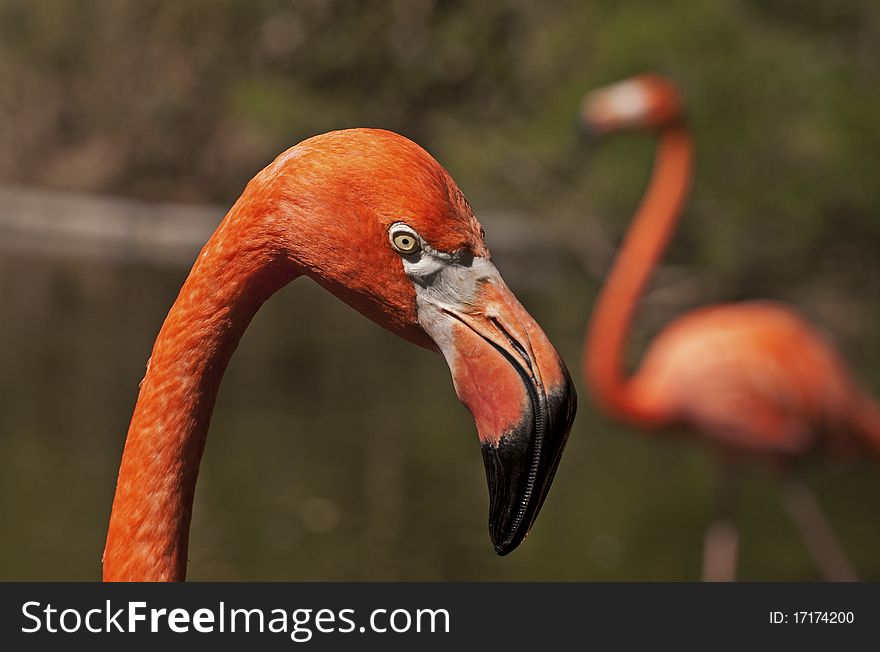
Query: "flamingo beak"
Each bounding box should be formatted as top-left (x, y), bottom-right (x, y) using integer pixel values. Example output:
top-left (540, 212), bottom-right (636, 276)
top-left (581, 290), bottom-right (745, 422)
top-left (580, 91), bottom-right (617, 140)
top-left (419, 264), bottom-right (576, 555)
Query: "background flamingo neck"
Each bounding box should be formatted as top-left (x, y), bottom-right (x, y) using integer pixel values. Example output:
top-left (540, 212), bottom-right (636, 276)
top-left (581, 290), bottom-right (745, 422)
top-left (103, 211), bottom-right (297, 581)
top-left (584, 124), bottom-right (693, 426)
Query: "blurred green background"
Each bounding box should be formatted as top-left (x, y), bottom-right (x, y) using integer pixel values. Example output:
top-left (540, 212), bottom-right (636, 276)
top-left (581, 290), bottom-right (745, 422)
top-left (0, 0), bottom-right (879, 580)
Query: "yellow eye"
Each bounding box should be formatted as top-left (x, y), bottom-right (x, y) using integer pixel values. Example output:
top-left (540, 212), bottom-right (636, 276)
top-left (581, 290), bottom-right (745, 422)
top-left (391, 231), bottom-right (419, 254)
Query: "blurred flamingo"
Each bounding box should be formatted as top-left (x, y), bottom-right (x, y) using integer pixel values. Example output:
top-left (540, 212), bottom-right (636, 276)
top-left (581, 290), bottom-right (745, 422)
top-left (103, 128), bottom-right (575, 581)
top-left (580, 74), bottom-right (880, 581)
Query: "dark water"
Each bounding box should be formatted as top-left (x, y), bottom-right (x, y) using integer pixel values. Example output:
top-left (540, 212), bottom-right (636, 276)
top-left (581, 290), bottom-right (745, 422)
top-left (1, 247), bottom-right (879, 581)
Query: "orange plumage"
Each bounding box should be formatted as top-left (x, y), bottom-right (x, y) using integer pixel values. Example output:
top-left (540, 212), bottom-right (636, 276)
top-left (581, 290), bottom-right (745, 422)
top-left (103, 128), bottom-right (575, 581)
top-left (628, 301), bottom-right (880, 457)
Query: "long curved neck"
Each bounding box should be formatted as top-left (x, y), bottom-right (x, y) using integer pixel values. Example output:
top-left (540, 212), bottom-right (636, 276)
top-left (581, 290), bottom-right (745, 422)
top-left (103, 204), bottom-right (298, 581)
top-left (583, 123), bottom-right (693, 426)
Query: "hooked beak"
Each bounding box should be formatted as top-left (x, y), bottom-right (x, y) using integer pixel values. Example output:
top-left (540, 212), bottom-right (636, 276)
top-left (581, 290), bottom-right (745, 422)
top-left (421, 262), bottom-right (576, 555)
top-left (579, 92), bottom-right (615, 141)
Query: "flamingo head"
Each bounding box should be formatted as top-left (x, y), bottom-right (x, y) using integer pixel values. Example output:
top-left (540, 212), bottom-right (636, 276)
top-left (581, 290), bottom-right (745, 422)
top-left (262, 129), bottom-right (576, 555)
top-left (580, 73), bottom-right (683, 136)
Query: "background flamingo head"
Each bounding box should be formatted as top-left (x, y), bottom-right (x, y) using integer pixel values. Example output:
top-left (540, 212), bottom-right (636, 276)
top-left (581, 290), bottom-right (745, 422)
top-left (252, 128), bottom-right (576, 554)
top-left (580, 74), bottom-right (683, 136)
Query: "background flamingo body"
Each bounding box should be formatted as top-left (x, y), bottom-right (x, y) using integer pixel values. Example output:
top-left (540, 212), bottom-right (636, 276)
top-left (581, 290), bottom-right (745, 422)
top-left (630, 300), bottom-right (880, 457)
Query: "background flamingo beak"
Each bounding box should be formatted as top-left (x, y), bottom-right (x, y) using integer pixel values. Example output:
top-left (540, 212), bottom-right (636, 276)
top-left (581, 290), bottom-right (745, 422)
top-left (431, 277), bottom-right (577, 554)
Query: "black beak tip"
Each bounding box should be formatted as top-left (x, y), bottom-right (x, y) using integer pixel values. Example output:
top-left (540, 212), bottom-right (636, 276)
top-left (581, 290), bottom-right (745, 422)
top-left (493, 537), bottom-right (519, 557)
top-left (490, 506), bottom-right (530, 556)
top-left (482, 377), bottom-right (577, 556)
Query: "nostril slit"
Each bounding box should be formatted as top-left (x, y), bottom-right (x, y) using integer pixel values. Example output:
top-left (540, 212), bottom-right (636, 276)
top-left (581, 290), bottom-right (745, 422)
top-left (489, 317), bottom-right (532, 372)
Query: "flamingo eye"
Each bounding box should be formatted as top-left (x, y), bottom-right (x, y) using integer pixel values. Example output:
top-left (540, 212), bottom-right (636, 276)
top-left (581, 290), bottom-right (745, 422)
top-left (390, 227), bottom-right (420, 254)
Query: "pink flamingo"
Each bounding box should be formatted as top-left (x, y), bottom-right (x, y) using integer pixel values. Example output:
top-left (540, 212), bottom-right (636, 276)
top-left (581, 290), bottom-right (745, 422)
top-left (103, 128), bottom-right (576, 581)
top-left (580, 74), bottom-right (880, 580)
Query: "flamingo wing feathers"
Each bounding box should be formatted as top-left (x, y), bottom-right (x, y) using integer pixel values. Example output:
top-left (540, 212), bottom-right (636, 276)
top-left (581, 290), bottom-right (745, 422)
top-left (630, 301), bottom-right (873, 456)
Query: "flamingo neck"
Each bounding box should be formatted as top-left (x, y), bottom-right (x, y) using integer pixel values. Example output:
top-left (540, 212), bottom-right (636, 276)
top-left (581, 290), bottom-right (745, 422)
top-left (103, 207), bottom-right (298, 581)
top-left (583, 124), bottom-right (693, 426)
